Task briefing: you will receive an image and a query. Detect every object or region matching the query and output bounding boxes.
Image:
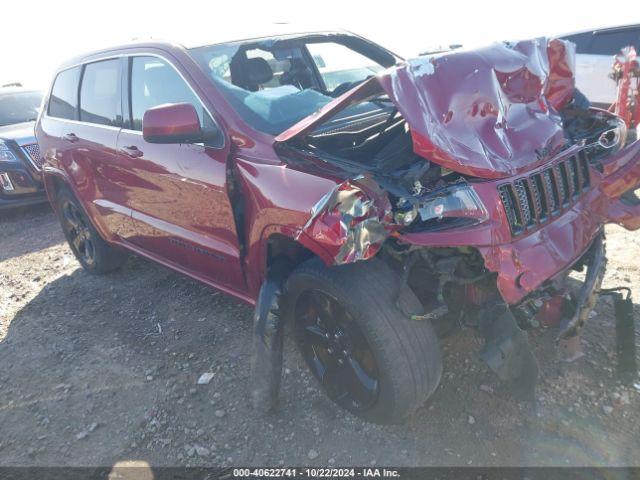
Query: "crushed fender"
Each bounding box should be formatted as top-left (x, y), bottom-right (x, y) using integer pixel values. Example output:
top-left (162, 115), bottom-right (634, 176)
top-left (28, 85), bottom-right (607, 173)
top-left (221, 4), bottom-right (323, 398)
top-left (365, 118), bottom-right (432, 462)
top-left (249, 261), bottom-right (289, 413)
top-left (296, 177), bottom-right (395, 265)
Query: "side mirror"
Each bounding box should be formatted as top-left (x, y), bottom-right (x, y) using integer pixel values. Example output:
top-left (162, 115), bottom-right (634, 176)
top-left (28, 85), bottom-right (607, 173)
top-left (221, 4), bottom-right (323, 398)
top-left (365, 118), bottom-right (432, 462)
top-left (142, 103), bottom-right (203, 144)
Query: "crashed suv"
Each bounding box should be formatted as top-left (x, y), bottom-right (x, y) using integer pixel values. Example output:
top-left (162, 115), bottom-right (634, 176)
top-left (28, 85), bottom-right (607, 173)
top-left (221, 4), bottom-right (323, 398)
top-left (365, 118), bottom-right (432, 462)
top-left (36, 31), bottom-right (640, 424)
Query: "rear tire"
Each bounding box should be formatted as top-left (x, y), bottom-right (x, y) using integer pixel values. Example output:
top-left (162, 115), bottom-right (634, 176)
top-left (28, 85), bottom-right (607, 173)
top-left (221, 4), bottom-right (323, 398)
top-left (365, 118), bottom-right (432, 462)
top-left (284, 258), bottom-right (442, 424)
top-left (56, 188), bottom-right (127, 274)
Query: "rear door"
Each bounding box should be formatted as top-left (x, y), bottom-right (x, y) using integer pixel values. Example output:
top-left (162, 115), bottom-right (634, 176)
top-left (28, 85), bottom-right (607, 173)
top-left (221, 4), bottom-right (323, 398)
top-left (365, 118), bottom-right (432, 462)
top-left (74, 58), bottom-right (134, 238)
top-left (116, 54), bottom-right (246, 292)
top-left (40, 60), bottom-right (133, 240)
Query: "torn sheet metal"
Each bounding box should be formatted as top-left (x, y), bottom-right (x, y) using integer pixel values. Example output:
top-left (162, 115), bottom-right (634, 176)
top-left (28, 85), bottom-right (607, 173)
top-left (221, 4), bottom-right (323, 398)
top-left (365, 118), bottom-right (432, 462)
top-left (556, 232), bottom-right (607, 361)
top-left (296, 177), bottom-right (395, 265)
top-left (377, 38), bottom-right (574, 179)
top-left (545, 38), bottom-right (577, 110)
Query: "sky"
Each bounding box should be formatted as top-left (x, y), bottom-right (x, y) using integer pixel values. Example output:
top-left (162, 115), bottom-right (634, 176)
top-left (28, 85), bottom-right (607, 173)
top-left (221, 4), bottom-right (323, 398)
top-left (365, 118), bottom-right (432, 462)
top-left (2, 0), bottom-right (639, 89)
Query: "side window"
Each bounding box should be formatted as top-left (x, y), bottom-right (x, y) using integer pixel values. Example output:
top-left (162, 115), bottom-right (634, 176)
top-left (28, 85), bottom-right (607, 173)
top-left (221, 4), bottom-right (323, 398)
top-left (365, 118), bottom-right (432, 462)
top-left (130, 56), bottom-right (210, 131)
top-left (562, 32), bottom-right (593, 54)
top-left (48, 67), bottom-right (81, 120)
top-left (79, 60), bottom-right (121, 126)
top-left (590, 30), bottom-right (639, 56)
top-left (306, 42), bottom-right (382, 93)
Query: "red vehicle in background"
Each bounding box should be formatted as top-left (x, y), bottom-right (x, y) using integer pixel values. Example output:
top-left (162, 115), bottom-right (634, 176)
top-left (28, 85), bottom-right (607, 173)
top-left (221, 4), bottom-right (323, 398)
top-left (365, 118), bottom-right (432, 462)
top-left (609, 45), bottom-right (640, 134)
top-left (36, 30), bottom-right (640, 423)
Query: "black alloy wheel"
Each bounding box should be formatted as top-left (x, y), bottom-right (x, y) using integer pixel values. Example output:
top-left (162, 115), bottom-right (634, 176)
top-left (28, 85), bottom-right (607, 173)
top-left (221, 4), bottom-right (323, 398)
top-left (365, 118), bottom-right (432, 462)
top-left (55, 187), bottom-right (127, 274)
top-left (61, 199), bottom-right (96, 267)
top-left (294, 289), bottom-right (379, 414)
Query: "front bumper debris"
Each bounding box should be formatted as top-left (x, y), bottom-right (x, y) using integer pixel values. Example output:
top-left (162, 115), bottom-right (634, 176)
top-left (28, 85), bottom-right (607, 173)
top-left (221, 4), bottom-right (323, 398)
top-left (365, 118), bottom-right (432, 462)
top-left (557, 232), bottom-right (607, 361)
top-left (479, 303), bottom-right (539, 400)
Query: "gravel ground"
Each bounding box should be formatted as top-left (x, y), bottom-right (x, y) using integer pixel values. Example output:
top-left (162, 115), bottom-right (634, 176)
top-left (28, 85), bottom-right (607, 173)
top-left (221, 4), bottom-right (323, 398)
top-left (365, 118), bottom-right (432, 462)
top-left (0, 204), bottom-right (639, 468)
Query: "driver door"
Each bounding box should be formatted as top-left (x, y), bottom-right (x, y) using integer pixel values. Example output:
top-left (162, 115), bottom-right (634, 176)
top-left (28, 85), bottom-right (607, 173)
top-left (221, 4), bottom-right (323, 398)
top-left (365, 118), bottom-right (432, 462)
top-left (116, 54), bottom-right (246, 292)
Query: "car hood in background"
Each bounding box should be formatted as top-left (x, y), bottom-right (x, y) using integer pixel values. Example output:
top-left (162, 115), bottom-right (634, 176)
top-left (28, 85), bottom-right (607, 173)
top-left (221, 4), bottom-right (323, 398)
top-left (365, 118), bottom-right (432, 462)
top-left (276, 38), bottom-right (577, 180)
top-left (0, 121), bottom-right (37, 146)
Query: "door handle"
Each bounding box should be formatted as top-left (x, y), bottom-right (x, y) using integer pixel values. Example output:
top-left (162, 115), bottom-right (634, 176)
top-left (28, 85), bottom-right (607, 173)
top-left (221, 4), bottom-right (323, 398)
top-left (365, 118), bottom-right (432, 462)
top-left (119, 145), bottom-right (144, 158)
top-left (62, 133), bottom-right (79, 143)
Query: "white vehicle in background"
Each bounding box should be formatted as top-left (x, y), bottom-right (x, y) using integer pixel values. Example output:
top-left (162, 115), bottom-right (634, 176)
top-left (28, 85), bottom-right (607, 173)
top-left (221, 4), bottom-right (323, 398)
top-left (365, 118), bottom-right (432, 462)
top-left (561, 24), bottom-right (640, 108)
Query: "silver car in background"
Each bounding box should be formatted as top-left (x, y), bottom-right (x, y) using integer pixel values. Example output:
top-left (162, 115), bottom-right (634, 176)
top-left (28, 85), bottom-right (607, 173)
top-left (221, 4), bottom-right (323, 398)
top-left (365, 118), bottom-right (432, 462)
top-left (561, 24), bottom-right (640, 108)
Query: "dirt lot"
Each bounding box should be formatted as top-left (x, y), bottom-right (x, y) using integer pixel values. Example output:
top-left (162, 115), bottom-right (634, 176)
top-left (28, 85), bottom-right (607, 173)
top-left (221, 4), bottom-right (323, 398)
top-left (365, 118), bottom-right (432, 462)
top-left (1, 204), bottom-right (639, 468)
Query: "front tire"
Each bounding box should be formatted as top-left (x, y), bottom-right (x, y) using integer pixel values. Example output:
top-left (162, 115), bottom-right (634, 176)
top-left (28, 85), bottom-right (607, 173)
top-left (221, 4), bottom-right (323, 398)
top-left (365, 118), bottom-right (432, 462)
top-left (284, 258), bottom-right (442, 424)
top-left (56, 188), bottom-right (127, 274)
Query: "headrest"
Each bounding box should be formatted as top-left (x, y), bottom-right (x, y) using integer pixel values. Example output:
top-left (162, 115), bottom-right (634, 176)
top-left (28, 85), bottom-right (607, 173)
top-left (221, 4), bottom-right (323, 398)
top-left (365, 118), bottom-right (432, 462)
top-left (245, 57), bottom-right (273, 86)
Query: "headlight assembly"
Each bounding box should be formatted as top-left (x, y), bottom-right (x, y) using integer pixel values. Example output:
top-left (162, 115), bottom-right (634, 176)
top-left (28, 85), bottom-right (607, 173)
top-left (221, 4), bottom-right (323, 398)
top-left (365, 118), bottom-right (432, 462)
top-left (597, 123), bottom-right (626, 150)
top-left (583, 116), bottom-right (628, 162)
top-left (395, 184), bottom-right (489, 231)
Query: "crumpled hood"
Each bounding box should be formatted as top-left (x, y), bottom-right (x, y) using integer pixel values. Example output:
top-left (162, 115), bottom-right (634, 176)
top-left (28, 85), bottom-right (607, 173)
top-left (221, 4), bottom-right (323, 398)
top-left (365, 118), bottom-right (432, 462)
top-left (276, 38), bottom-right (576, 180)
top-left (0, 121), bottom-right (37, 146)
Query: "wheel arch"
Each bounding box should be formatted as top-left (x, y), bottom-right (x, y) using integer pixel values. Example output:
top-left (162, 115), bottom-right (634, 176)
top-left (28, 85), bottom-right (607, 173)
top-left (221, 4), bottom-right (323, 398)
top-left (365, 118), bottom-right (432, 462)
top-left (42, 169), bottom-right (70, 214)
top-left (42, 168), bottom-right (115, 244)
top-left (247, 225), bottom-right (332, 296)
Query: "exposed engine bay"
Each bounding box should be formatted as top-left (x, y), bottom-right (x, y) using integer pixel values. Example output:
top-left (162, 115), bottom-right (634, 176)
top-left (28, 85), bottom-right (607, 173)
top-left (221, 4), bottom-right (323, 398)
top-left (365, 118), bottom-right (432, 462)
top-left (285, 75), bottom-right (628, 236)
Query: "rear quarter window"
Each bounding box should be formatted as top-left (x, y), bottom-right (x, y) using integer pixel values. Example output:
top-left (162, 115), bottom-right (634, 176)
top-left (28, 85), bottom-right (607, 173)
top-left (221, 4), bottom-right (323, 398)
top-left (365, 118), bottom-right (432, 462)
top-left (48, 67), bottom-right (81, 120)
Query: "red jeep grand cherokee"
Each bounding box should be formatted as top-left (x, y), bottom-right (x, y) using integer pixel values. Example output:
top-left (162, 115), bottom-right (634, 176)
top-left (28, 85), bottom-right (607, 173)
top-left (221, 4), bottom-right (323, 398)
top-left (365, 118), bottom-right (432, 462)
top-left (36, 30), bottom-right (640, 423)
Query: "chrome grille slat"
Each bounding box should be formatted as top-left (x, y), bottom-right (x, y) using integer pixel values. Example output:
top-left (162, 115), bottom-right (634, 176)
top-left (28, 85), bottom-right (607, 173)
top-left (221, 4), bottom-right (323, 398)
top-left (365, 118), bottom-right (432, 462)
top-left (563, 160), bottom-right (577, 199)
top-left (499, 152), bottom-right (592, 236)
top-left (513, 180), bottom-right (533, 227)
top-left (553, 164), bottom-right (568, 205)
top-left (527, 176), bottom-right (543, 222)
top-left (542, 169), bottom-right (558, 213)
top-left (579, 153), bottom-right (591, 189)
top-left (570, 156), bottom-right (582, 194)
top-left (498, 185), bottom-right (524, 234)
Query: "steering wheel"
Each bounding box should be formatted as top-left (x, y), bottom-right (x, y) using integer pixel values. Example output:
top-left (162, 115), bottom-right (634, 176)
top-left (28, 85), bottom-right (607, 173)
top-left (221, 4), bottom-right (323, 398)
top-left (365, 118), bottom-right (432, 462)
top-left (330, 75), bottom-right (375, 97)
top-left (280, 59), bottom-right (315, 90)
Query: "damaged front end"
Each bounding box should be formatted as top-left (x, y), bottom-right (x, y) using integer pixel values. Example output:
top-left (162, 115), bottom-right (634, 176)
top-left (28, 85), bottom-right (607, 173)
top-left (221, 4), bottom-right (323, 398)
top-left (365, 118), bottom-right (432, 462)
top-left (270, 37), bottom-right (640, 399)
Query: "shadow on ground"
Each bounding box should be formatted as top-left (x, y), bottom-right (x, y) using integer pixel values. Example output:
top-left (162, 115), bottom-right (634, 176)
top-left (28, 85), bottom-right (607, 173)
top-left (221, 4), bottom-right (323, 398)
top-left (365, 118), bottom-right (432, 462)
top-left (0, 203), bottom-right (58, 262)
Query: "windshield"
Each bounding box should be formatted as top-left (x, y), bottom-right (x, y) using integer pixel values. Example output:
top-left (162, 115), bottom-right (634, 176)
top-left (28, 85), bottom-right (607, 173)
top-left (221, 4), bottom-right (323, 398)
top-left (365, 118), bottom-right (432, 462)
top-left (189, 37), bottom-right (386, 135)
top-left (0, 91), bottom-right (42, 127)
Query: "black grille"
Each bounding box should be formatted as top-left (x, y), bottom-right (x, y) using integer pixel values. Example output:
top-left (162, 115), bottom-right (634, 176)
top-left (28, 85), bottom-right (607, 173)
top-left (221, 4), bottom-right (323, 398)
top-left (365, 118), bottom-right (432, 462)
top-left (21, 143), bottom-right (43, 170)
top-left (498, 152), bottom-right (591, 236)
